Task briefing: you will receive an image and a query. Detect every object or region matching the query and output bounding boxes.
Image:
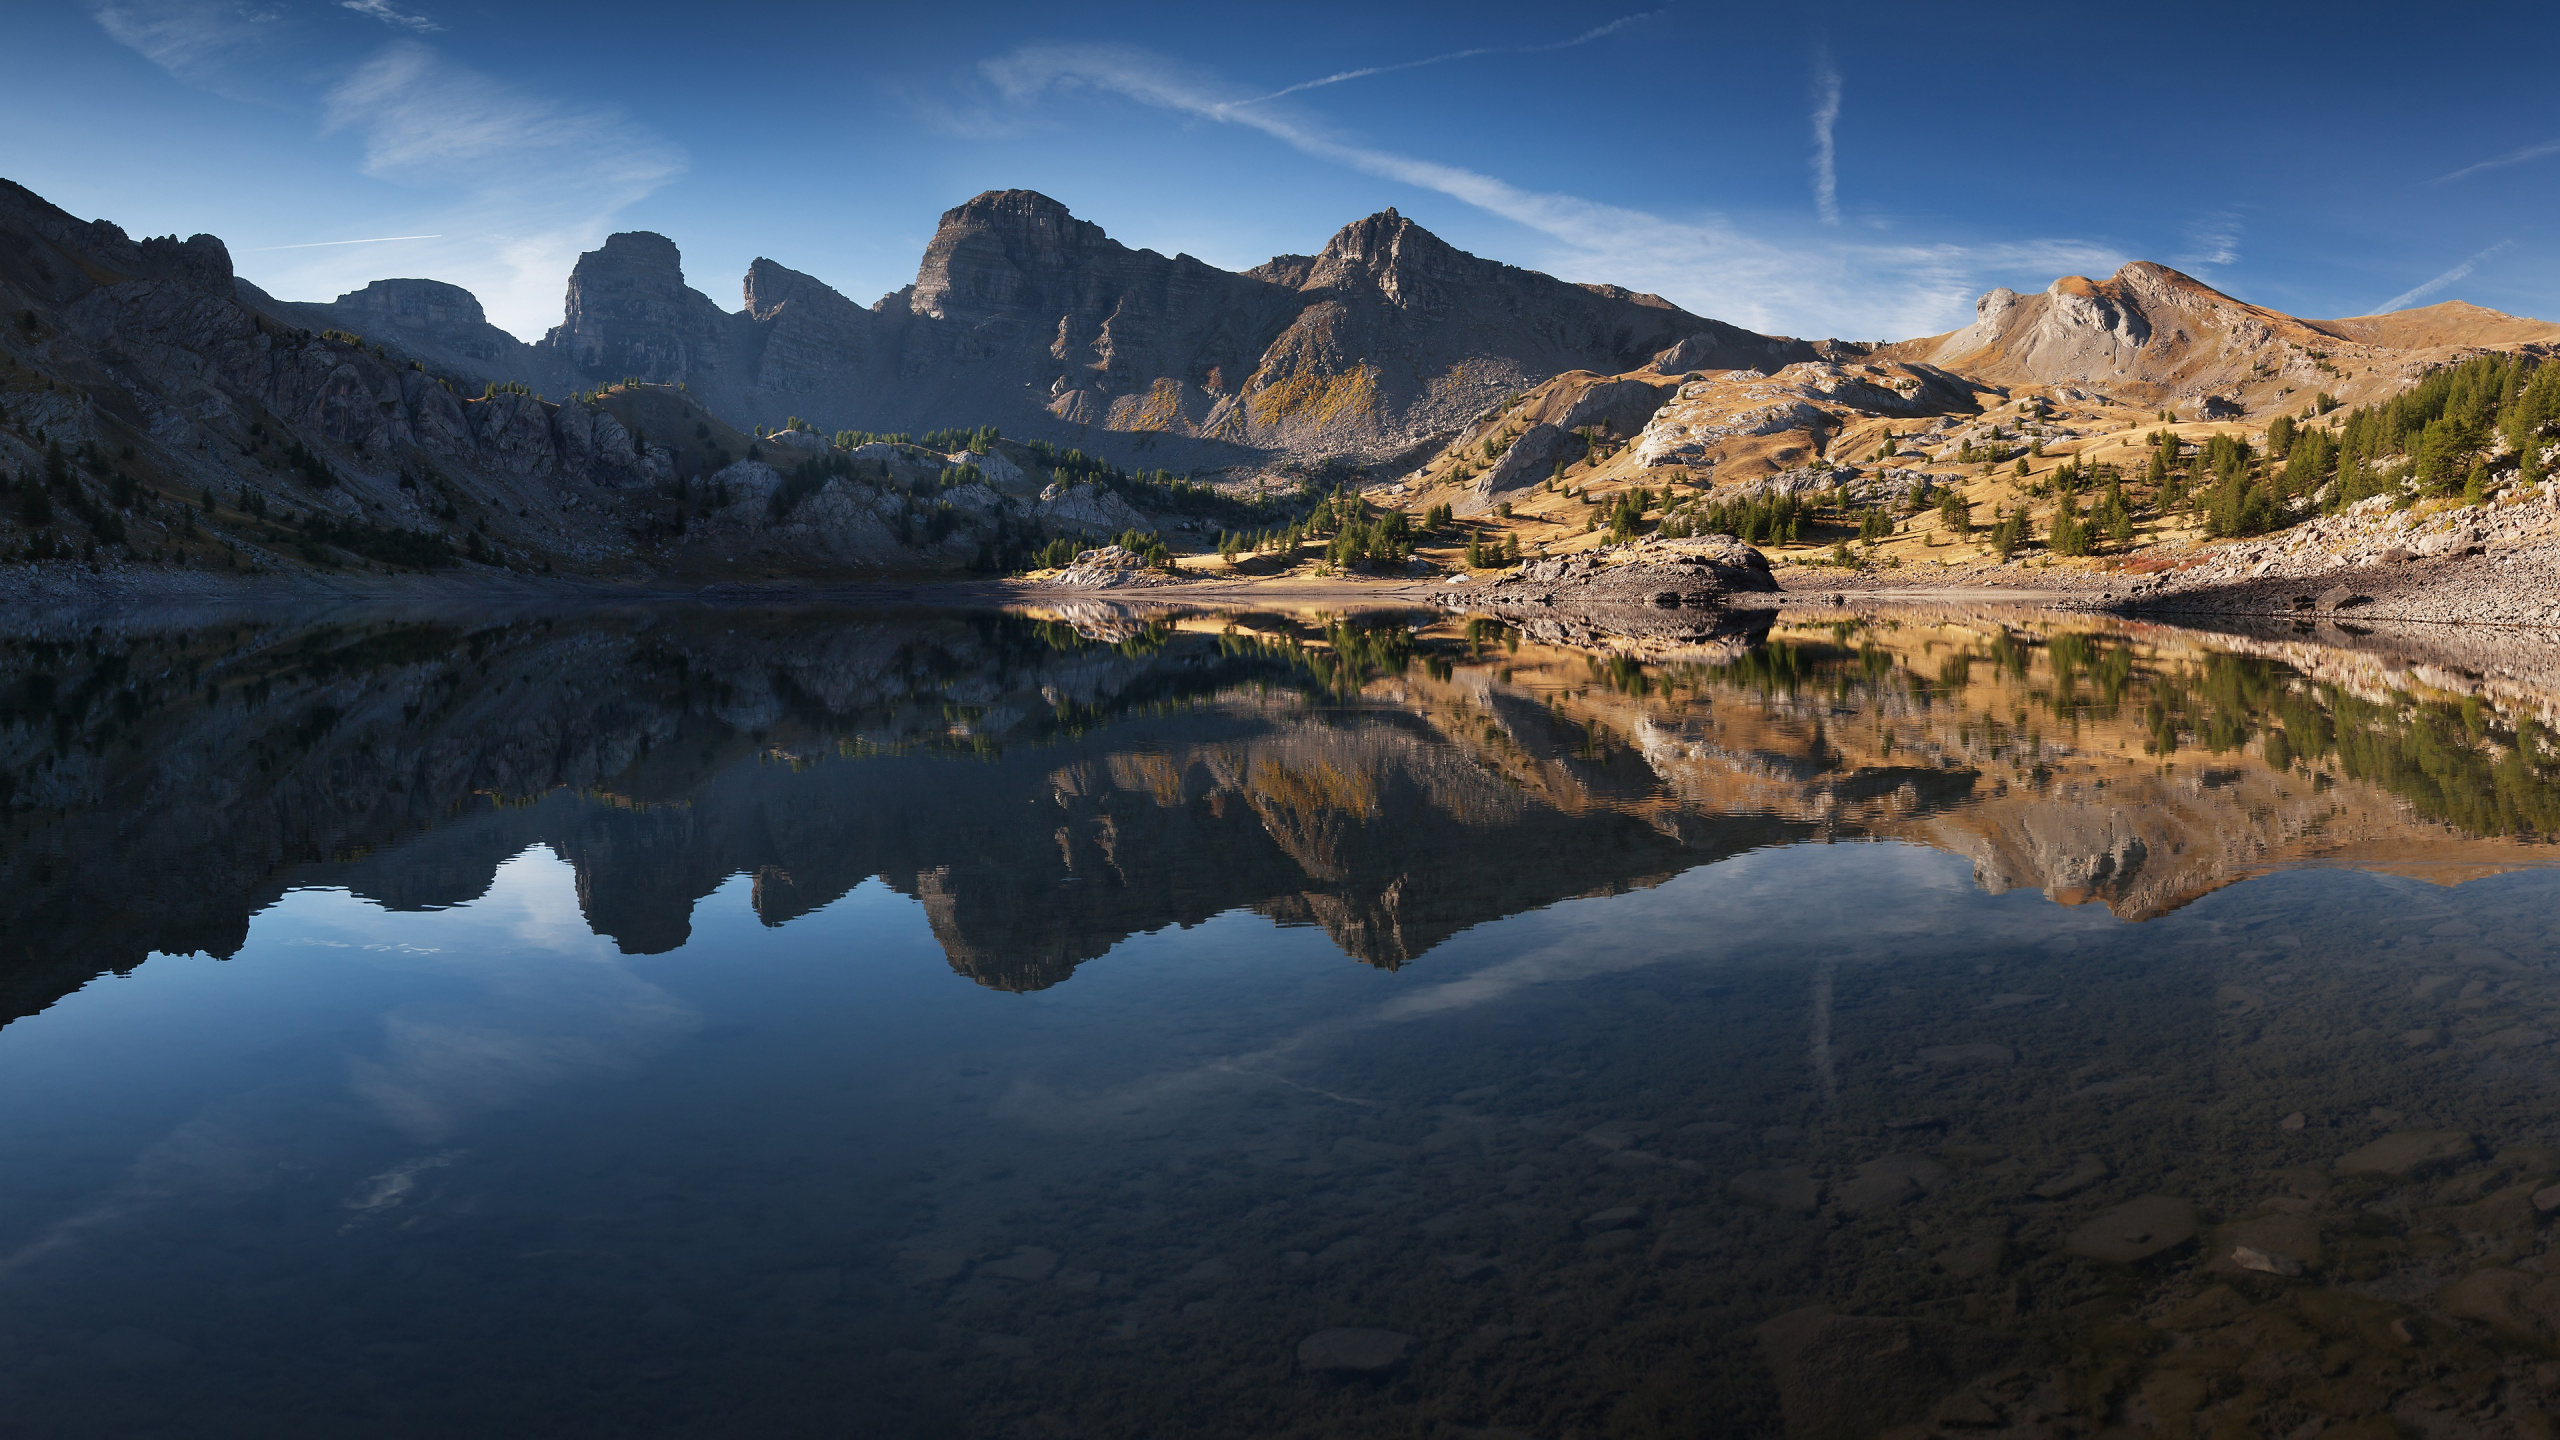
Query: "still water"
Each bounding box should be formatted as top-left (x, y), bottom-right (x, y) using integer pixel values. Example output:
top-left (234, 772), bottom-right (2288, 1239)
top-left (3, 601), bottom-right (2559, 1438)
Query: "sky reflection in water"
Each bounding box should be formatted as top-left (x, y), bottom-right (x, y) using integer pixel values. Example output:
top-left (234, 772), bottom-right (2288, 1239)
top-left (1, 603), bottom-right (2557, 1438)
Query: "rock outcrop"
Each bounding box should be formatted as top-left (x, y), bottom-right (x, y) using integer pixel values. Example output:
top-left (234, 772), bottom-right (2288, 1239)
top-left (0, 179), bottom-right (1223, 580)
top-left (1443, 535), bottom-right (1781, 649)
top-left (290, 190), bottom-right (1812, 475)
top-left (1880, 261), bottom-right (2560, 418)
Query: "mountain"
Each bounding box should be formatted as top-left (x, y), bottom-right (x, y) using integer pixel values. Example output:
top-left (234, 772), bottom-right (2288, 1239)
top-left (0, 179), bottom-right (1217, 582)
top-left (311, 190), bottom-right (1813, 473)
top-left (1877, 261), bottom-right (2560, 417)
top-left (242, 275), bottom-right (576, 395)
top-left (8, 170), bottom-right (2559, 584)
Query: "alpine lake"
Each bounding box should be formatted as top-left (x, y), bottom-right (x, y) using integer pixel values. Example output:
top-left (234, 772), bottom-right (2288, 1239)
top-left (4, 597), bottom-right (2560, 1440)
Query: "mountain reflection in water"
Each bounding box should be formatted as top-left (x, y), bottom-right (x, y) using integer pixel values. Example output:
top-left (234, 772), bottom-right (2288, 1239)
top-left (3, 602), bottom-right (2552, 1009)
top-left (3, 601), bottom-right (2560, 1439)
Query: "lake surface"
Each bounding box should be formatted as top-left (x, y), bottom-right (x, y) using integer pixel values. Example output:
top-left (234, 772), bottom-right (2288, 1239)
top-left (3, 600), bottom-right (2559, 1438)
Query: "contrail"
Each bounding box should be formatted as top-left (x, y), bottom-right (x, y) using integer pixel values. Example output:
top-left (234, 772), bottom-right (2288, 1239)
top-left (246, 234), bottom-right (443, 251)
top-left (2433, 138), bottom-right (2560, 186)
top-left (1809, 49), bottom-right (1841, 225)
top-left (1234, 11), bottom-right (1662, 106)
top-left (2372, 239), bottom-right (2513, 314)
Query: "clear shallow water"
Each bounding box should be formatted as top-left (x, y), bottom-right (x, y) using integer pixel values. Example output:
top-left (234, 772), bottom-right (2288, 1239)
top-left (3, 604), bottom-right (2560, 1438)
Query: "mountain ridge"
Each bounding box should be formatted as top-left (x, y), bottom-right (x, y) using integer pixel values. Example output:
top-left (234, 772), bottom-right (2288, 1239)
top-left (5, 172), bottom-right (2558, 586)
top-left (283, 188), bottom-right (1813, 472)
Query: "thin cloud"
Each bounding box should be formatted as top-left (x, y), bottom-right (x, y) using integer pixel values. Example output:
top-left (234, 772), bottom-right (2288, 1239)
top-left (340, 0), bottom-right (440, 33)
top-left (311, 41), bottom-right (687, 335)
top-left (88, 0), bottom-right (286, 88)
top-left (247, 233), bottom-right (442, 251)
top-left (2372, 240), bottom-right (2513, 314)
top-left (2175, 212), bottom-right (2241, 268)
top-left (2434, 139), bottom-right (2560, 185)
top-left (1241, 11), bottom-right (1662, 104)
top-left (979, 43), bottom-right (2117, 340)
top-left (90, 4), bottom-right (679, 338)
top-left (1809, 48), bottom-right (1842, 225)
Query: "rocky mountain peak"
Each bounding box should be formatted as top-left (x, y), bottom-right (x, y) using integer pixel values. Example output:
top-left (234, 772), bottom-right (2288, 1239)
top-left (330, 277), bottom-right (487, 330)
top-left (548, 230), bottom-right (735, 384)
top-left (1303, 208), bottom-right (1468, 307)
top-left (909, 189), bottom-right (1118, 322)
top-left (590, 230), bottom-right (684, 274)
top-left (742, 257), bottom-right (845, 321)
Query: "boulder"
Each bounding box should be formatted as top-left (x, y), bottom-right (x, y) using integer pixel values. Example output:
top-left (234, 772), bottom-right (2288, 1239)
top-left (1731, 1166), bottom-right (1822, 1213)
top-left (2335, 1131), bottom-right (2474, 1178)
top-left (2443, 1269), bottom-right (2560, 1347)
top-left (2064, 1195), bottom-right (2197, 1264)
top-left (1836, 1154), bottom-right (1950, 1216)
top-left (2031, 1154), bottom-right (2111, 1200)
top-left (1758, 1308), bottom-right (2018, 1440)
top-left (1296, 1327), bottom-right (1414, 1373)
top-left (1035, 482), bottom-right (1150, 537)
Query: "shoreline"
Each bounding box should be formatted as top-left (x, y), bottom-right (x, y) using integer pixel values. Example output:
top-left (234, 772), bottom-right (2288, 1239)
top-left (10, 532), bottom-right (2558, 638)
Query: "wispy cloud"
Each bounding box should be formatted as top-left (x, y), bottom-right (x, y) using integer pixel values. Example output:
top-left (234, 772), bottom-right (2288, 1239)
top-left (90, 4), bottom-right (680, 337)
top-left (307, 41), bottom-right (686, 334)
top-left (2434, 139), bottom-right (2560, 185)
top-left (339, 0), bottom-right (440, 33)
top-left (1809, 48), bottom-right (1842, 225)
top-left (1239, 11), bottom-right (1661, 104)
top-left (88, 0), bottom-right (285, 88)
top-left (979, 43), bottom-right (2115, 340)
top-left (2175, 211), bottom-right (2241, 268)
top-left (2372, 239), bottom-right (2513, 314)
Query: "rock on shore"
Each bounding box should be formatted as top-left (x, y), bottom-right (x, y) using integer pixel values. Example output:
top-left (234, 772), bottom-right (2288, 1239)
top-left (1440, 534), bottom-right (1780, 651)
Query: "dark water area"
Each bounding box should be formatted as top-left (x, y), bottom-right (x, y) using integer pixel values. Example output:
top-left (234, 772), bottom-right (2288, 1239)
top-left (4, 600), bottom-right (2560, 1438)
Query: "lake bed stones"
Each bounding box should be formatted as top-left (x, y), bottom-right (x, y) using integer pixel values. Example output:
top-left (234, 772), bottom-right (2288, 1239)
top-left (1297, 1327), bottom-right (1415, 1373)
top-left (2031, 1154), bottom-right (2112, 1200)
top-left (1730, 1165), bottom-right (1821, 1213)
top-left (976, 1246), bottom-right (1059, 1282)
top-left (2335, 1130), bottom-right (2475, 1179)
top-left (2065, 1195), bottom-right (2198, 1265)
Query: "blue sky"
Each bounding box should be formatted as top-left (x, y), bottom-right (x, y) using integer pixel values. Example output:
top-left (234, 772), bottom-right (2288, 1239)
top-left (10, 1), bottom-right (2558, 342)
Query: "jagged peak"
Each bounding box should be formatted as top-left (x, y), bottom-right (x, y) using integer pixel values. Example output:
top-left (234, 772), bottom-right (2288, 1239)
top-left (931, 189), bottom-right (1105, 250)
top-left (581, 231), bottom-right (683, 273)
top-left (1314, 206), bottom-right (1456, 265)
top-left (330, 277), bottom-right (486, 324)
top-left (742, 256), bottom-right (851, 319)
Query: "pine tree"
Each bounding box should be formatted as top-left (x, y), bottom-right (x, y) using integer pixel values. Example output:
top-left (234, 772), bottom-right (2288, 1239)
top-left (1937, 488), bottom-right (1972, 537)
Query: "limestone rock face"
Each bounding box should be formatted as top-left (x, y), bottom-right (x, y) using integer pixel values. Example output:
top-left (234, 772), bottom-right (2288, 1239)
top-left (546, 230), bottom-right (742, 387)
top-left (329, 279), bottom-right (500, 356)
top-left (1874, 259), bottom-right (2517, 416)
top-left (1, 178), bottom-right (1163, 580)
top-left (1626, 361), bottom-right (1981, 484)
top-left (1445, 536), bottom-right (1779, 650)
top-left (1466, 376), bottom-right (1673, 509)
top-left (281, 189), bottom-right (1808, 475)
top-left (1034, 482), bottom-right (1150, 537)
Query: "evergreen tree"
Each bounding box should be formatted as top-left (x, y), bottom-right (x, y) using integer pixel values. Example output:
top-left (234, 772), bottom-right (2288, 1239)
top-left (1937, 488), bottom-right (1972, 536)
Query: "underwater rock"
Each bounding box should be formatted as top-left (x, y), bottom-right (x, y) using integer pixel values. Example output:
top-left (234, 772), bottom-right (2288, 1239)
top-left (2335, 1131), bottom-right (2475, 1178)
top-left (1297, 1327), bottom-right (1415, 1373)
top-left (1731, 1167), bottom-right (1822, 1213)
top-left (1757, 1308), bottom-right (2018, 1440)
top-left (977, 1246), bottom-right (1060, 1282)
top-left (2031, 1154), bottom-right (2111, 1200)
top-left (2064, 1195), bottom-right (2198, 1265)
top-left (1837, 1154), bottom-right (1950, 1215)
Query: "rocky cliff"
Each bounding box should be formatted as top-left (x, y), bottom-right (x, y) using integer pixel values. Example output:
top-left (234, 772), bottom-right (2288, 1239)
top-left (0, 179), bottom-right (1244, 580)
top-left (1879, 261), bottom-right (2560, 418)
top-left (308, 189), bottom-right (1811, 476)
